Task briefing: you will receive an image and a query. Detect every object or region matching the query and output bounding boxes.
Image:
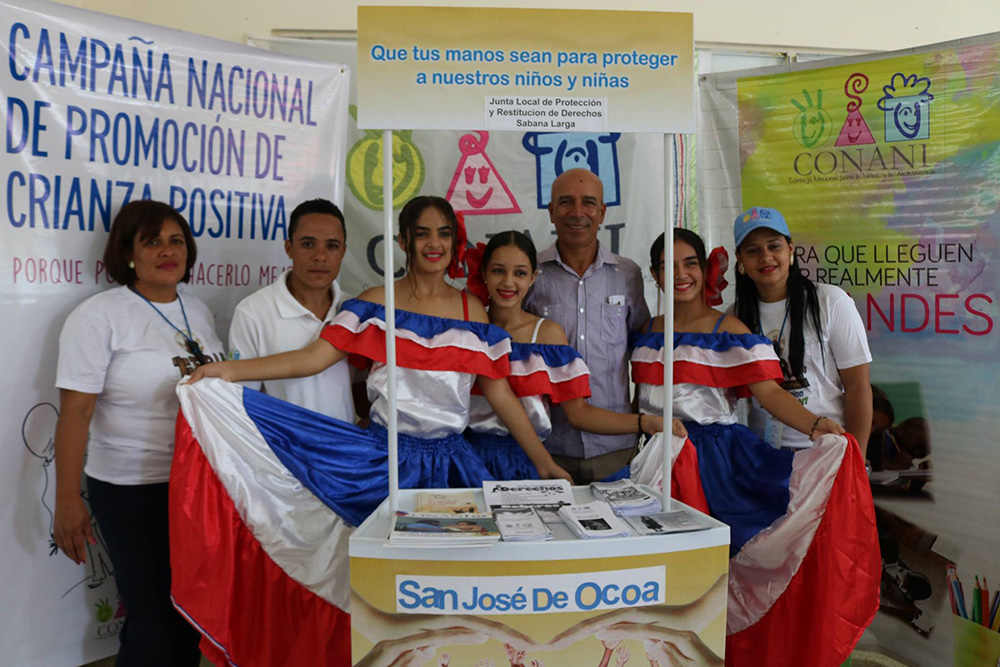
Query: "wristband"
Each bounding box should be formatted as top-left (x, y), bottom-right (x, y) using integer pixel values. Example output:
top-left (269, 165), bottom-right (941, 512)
top-left (809, 416), bottom-right (826, 440)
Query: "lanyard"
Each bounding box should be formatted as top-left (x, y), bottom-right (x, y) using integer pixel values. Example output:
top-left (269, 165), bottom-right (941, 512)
top-left (758, 304), bottom-right (790, 359)
top-left (129, 286), bottom-right (208, 364)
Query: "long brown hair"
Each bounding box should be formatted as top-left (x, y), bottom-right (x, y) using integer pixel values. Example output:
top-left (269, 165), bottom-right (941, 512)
top-left (397, 196), bottom-right (458, 272)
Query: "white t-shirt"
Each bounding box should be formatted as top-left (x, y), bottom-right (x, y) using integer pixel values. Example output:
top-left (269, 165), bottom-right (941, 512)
top-left (56, 286), bottom-right (225, 484)
top-left (228, 270), bottom-right (355, 422)
top-left (747, 282), bottom-right (872, 449)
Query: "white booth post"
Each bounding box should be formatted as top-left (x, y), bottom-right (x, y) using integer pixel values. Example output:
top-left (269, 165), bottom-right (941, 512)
top-left (661, 134), bottom-right (675, 511)
top-left (384, 130), bottom-right (400, 523)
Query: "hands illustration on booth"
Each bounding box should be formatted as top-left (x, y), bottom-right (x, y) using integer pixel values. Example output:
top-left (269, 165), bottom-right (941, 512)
top-left (351, 574), bottom-right (726, 667)
top-left (546, 573), bottom-right (726, 651)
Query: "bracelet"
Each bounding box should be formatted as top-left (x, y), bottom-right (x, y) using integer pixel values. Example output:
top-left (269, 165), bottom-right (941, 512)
top-left (809, 416), bottom-right (826, 440)
top-left (638, 413), bottom-right (644, 434)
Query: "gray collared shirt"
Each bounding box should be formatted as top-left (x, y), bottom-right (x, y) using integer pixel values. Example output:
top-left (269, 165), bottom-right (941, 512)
top-left (524, 242), bottom-right (650, 459)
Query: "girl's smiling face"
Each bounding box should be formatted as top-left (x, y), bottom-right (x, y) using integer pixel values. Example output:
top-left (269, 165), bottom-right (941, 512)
top-left (672, 240), bottom-right (705, 303)
top-left (483, 244), bottom-right (536, 310)
top-left (652, 241), bottom-right (706, 302)
top-left (402, 207), bottom-right (453, 274)
top-left (737, 229), bottom-right (794, 292)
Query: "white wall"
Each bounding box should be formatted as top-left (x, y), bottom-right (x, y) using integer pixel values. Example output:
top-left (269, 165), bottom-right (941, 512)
top-left (68, 0), bottom-right (1000, 53)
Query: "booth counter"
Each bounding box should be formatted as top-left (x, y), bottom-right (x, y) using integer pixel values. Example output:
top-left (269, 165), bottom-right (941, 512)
top-left (349, 488), bottom-right (730, 666)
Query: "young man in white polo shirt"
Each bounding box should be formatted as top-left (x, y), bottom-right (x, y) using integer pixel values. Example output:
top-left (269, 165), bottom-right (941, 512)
top-left (229, 199), bottom-right (356, 421)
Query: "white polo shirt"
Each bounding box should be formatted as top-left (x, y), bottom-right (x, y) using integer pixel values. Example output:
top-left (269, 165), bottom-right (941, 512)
top-left (229, 270), bottom-right (355, 422)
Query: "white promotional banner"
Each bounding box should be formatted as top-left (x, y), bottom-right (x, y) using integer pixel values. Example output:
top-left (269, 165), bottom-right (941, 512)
top-left (248, 35), bottom-right (700, 316)
top-left (1, 1), bottom-right (349, 664)
top-left (355, 7), bottom-right (695, 133)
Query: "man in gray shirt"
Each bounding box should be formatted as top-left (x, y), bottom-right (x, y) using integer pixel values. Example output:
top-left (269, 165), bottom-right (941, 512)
top-left (524, 168), bottom-right (650, 483)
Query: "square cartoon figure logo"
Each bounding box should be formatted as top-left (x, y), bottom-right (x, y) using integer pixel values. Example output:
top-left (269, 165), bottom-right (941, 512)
top-left (523, 132), bottom-right (622, 209)
top-left (878, 73), bottom-right (934, 143)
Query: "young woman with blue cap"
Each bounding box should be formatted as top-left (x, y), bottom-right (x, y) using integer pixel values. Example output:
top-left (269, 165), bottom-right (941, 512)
top-left (732, 206), bottom-right (874, 456)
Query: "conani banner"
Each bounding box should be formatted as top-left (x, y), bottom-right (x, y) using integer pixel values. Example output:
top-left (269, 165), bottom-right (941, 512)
top-left (356, 6), bottom-right (694, 133)
top-left (0, 0), bottom-right (349, 664)
top-left (738, 41), bottom-right (1000, 666)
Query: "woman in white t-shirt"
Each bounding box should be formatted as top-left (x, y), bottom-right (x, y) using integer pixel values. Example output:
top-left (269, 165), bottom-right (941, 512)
top-left (732, 206), bottom-right (873, 455)
top-left (53, 201), bottom-right (223, 667)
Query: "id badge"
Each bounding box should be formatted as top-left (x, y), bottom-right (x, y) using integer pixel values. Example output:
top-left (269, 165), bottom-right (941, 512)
top-left (762, 413), bottom-right (784, 449)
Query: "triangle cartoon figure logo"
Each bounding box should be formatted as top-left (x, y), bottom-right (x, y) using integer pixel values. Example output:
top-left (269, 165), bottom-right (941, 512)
top-left (835, 73), bottom-right (876, 147)
top-left (835, 108), bottom-right (875, 146)
top-left (446, 131), bottom-right (521, 215)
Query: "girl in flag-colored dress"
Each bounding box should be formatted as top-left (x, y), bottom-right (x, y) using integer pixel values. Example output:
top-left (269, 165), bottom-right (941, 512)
top-left (630, 228), bottom-right (879, 667)
top-left (630, 228), bottom-right (844, 550)
top-left (174, 197), bottom-right (569, 667)
top-left (463, 231), bottom-right (674, 480)
top-left (188, 196), bottom-right (572, 525)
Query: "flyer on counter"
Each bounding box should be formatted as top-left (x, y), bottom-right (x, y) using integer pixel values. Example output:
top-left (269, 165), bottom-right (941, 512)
top-left (559, 502), bottom-right (632, 539)
top-left (414, 490), bottom-right (479, 514)
top-left (590, 479), bottom-right (661, 516)
top-left (624, 510), bottom-right (715, 536)
top-left (389, 512), bottom-right (501, 546)
top-left (482, 479), bottom-right (575, 509)
top-left (482, 480), bottom-right (576, 525)
top-left (492, 507), bottom-right (553, 542)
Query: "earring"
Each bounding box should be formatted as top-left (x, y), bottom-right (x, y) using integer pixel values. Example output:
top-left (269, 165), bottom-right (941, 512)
top-left (128, 260), bottom-right (135, 269)
top-left (789, 255), bottom-right (795, 266)
top-left (737, 263), bottom-right (745, 275)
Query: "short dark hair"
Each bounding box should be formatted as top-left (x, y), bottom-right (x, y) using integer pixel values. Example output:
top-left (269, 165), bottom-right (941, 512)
top-left (482, 231), bottom-right (538, 272)
top-left (102, 200), bottom-right (196, 286)
top-left (288, 199), bottom-right (346, 241)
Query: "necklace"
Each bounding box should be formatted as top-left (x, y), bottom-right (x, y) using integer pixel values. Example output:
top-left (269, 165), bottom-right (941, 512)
top-left (129, 286), bottom-right (209, 364)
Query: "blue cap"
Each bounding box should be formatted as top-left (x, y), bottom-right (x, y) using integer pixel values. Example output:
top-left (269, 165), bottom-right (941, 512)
top-left (733, 207), bottom-right (790, 248)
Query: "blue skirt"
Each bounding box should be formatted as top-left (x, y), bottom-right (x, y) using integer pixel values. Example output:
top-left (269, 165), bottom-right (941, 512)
top-left (685, 421), bottom-right (794, 555)
top-left (368, 422), bottom-right (494, 490)
top-left (467, 431), bottom-right (539, 480)
top-left (466, 431), bottom-right (632, 483)
top-left (242, 388), bottom-right (492, 527)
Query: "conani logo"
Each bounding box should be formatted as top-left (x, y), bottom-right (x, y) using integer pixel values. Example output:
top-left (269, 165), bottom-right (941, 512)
top-left (789, 71), bottom-right (934, 181)
top-left (395, 566), bottom-right (665, 615)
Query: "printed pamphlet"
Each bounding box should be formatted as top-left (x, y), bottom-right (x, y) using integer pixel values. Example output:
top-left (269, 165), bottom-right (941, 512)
top-left (624, 509), bottom-right (715, 536)
top-left (590, 479), bottom-right (661, 516)
top-left (483, 479), bottom-right (575, 524)
top-left (558, 502), bottom-right (632, 539)
top-left (415, 490), bottom-right (479, 514)
top-left (389, 512), bottom-right (500, 546)
top-left (492, 507), bottom-right (553, 542)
